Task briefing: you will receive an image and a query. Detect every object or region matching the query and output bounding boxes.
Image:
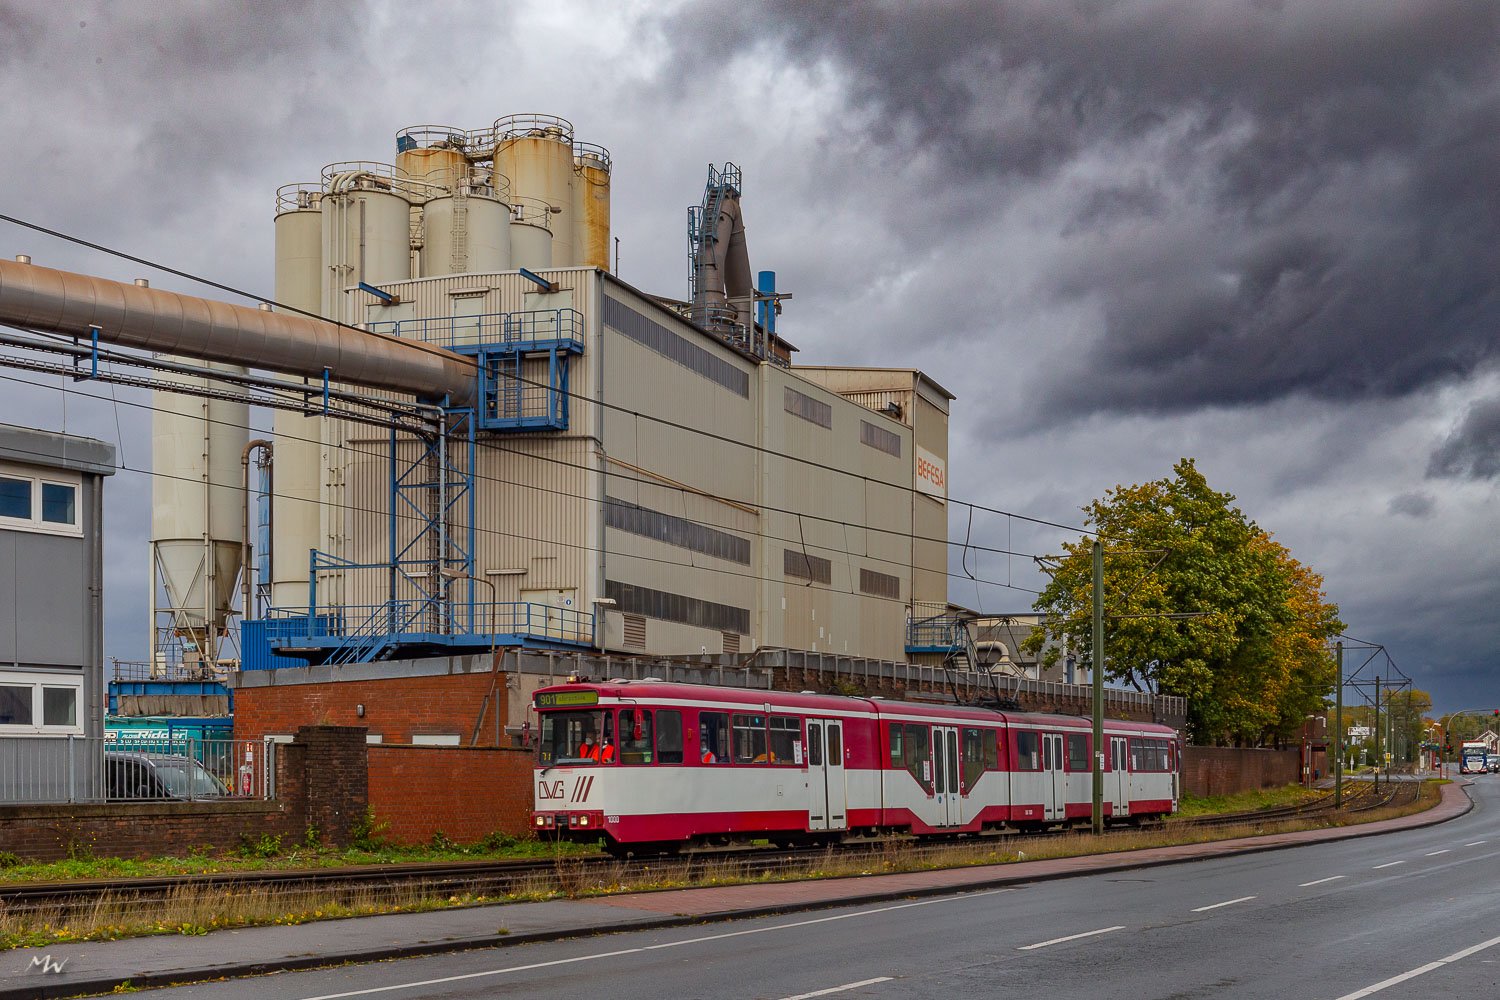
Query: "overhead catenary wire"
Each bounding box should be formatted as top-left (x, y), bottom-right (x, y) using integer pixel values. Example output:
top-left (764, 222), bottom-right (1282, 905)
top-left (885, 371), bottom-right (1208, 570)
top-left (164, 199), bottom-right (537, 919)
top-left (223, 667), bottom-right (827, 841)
top-left (0, 370), bottom-right (1045, 616)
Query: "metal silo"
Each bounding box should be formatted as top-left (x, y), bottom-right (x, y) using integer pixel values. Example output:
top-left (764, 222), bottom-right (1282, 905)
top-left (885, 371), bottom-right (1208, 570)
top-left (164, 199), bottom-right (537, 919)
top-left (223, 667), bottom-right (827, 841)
top-left (395, 126), bottom-right (470, 191)
top-left (150, 355), bottom-right (249, 675)
top-left (271, 188), bottom-right (327, 612)
top-left (572, 142), bottom-right (612, 271)
top-left (509, 197), bottom-right (554, 270)
top-left (423, 186), bottom-right (512, 277)
top-left (319, 164), bottom-right (412, 323)
top-left (493, 114), bottom-right (575, 267)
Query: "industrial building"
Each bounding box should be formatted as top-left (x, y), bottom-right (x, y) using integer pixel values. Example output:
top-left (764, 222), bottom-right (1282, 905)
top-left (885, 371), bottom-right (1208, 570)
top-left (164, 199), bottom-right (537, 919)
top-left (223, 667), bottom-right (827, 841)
top-left (240, 114), bottom-right (953, 673)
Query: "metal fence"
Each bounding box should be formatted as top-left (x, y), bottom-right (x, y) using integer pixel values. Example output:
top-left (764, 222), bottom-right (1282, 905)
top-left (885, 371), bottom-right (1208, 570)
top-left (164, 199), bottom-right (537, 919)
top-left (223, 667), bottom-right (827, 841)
top-left (0, 736), bottom-right (277, 804)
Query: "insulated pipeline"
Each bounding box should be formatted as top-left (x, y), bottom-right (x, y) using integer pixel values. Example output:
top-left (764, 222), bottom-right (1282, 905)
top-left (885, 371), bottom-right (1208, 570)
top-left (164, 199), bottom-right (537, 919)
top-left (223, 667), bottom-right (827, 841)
top-left (0, 258), bottom-right (477, 405)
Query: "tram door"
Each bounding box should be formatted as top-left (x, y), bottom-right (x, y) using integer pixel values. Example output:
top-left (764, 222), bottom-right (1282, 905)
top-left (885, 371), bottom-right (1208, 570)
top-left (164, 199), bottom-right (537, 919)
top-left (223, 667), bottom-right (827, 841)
top-left (806, 720), bottom-right (847, 832)
top-left (1109, 737), bottom-right (1129, 817)
top-left (931, 727), bottom-right (961, 826)
top-left (1043, 733), bottom-right (1066, 821)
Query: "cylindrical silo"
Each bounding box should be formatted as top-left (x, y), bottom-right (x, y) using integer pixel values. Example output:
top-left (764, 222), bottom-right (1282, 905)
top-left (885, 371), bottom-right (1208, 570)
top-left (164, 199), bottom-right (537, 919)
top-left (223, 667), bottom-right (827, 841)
top-left (272, 189), bottom-right (329, 613)
top-left (493, 115), bottom-right (575, 267)
top-left (151, 360), bottom-right (249, 671)
top-left (423, 190), bottom-right (512, 277)
top-left (319, 170), bottom-right (412, 323)
top-left (572, 144), bottom-right (612, 271)
top-left (509, 197), bottom-right (554, 271)
top-left (395, 130), bottom-right (469, 192)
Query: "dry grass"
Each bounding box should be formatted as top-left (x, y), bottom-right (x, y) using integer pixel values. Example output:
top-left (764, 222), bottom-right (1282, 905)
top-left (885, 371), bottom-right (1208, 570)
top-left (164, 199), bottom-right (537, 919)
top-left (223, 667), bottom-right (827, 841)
top-left (0, 781), bottom-right (1442, 951)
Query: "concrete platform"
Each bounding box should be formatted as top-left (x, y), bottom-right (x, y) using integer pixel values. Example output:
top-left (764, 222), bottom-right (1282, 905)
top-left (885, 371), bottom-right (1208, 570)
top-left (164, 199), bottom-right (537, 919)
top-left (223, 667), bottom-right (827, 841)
top-left (0, 782), bottom-right (1470, 999)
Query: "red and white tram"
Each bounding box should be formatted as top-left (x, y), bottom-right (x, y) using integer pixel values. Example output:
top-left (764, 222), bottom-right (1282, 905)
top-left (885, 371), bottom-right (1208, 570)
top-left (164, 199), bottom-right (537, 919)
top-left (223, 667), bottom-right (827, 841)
top-left (530, 680), bottom-right (1180, 851)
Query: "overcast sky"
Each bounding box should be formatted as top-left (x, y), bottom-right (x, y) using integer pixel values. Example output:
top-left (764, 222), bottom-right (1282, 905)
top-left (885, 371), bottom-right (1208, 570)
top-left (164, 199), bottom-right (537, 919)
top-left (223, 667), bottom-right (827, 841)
top-left (0, 0), bottom-right (1494, 715)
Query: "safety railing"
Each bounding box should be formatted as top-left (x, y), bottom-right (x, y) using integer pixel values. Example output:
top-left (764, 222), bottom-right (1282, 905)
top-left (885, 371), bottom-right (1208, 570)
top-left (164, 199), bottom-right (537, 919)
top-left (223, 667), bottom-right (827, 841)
top-left (906, 615), bottom-right (971, 650)
top-left (0, 736), bottom-right (277, 804)
top-left (366, 307), bottom-right (583, 351)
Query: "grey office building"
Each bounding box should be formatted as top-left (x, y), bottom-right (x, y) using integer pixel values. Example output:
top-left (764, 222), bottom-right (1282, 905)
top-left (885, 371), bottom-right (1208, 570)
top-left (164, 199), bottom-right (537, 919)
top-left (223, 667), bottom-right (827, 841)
top-left (0, 424), bottom-right (115, 800)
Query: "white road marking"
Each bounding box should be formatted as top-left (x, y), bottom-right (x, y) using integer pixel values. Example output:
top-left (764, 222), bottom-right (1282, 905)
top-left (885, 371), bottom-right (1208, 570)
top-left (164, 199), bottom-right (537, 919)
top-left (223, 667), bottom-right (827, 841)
top-left (1465, 841), bottom-right (1487, 847)
top-left (293, 889), bottom-right (1015, 1000)
top-left (1333, 933), bottom-right (1500, 999)
top-left (1018, 925), bottom-right (1125, 950)
top-left (1425, 850), bottom-right (1451, 856)
top-left (1191, 895), bottom-right (1256, 912)
top-left (1371, 861), bottom-right (1406, 870)
top-left (780, 977), bottom-right (894, 999)
top-left (1298, 875), bottom-right (1347, 887)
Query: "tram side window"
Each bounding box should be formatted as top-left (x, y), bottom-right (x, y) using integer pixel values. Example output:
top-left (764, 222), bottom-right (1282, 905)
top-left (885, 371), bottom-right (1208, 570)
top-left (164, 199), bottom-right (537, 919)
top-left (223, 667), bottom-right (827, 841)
top-left (961, 728), bottom-right (986, 788)
top-left (888, 723), bottom-right (902, 767)
top-left (656, 710), bottom-right (683, 764)
top-left (699, 711), bottom-right (730, 763)
top-left (903, 723), bottom-right (932, 792)
top-left (769, 716), bottom-right (800, 765)
top-left (1066, 734), bottom-right (1088, 772)
top-left (1132, 738), bottom-right (1170, 772)
top-left (827, 724), bottom-right (842, 762)
top-left (538, 710), bottom-right (607, 766)
top-left (733, 714), bottom-right (769, 763)
top-left (1015, 731), bottom-right (1040, 771)
top-left (619, 709), bottom-right (654, 764)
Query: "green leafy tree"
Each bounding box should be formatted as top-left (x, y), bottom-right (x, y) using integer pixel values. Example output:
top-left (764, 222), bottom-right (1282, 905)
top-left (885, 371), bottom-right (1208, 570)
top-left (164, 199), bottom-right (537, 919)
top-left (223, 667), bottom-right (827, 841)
top-left (1025, 459), bottom-right (1343, 745)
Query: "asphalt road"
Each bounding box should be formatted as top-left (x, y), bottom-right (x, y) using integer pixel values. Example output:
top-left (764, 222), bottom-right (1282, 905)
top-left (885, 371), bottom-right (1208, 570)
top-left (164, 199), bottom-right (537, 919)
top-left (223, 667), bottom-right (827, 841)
top-left (147, 777), bottom-right (1500, 999)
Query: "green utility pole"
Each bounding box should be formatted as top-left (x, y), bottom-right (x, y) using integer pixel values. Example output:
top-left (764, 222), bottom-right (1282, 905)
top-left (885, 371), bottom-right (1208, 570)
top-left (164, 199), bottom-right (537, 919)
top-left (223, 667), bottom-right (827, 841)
top-left (1373, 679), bottom-right (1381, 791)
top-left (1092, 539), bottom-right (1104, 836)
top-left (1334, 642), bottom-right (1343, 807)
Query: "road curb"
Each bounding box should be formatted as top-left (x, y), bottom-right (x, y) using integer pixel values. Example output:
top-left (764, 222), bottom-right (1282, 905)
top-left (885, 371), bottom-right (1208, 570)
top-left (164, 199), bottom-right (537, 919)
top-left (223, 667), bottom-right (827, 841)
top-left (5, 786), bottom-right (1471, 999)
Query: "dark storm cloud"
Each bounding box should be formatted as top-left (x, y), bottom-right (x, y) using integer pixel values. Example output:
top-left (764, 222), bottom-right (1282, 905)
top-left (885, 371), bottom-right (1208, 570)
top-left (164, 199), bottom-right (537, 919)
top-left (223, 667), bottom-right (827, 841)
top-left (1387, 491), bottom-right (1434, 518)
top-left (662, 1), bottom-right (1500, 420)
top-left (1428, 395), bottom-right (1500, 480)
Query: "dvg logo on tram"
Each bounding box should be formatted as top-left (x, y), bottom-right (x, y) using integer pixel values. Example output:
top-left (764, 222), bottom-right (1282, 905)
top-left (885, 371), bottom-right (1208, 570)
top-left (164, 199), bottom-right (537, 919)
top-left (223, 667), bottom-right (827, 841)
top-left (538, 776), bottom-right (594, 802)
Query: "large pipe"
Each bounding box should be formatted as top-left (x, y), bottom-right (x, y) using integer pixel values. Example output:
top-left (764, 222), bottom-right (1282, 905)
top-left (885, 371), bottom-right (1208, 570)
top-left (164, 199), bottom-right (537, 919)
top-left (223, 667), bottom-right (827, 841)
top-left (0, 258), bottom-right (477, 406)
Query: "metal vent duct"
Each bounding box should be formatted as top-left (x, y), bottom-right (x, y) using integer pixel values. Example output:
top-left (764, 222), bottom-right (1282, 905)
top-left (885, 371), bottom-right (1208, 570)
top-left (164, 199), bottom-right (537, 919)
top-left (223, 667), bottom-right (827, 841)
top-left (0, 258), bottom-right (477, 406)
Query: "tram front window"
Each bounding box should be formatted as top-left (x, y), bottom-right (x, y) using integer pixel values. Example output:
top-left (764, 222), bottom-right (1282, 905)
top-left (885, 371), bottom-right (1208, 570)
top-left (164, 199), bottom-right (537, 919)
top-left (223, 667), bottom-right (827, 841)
top-left (539, 710), bottom-right (609, 765)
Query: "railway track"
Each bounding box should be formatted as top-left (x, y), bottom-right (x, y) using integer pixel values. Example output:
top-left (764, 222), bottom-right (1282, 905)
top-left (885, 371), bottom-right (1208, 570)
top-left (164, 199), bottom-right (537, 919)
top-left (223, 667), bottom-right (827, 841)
top-left (0, 782), bottom-right (1429, 919)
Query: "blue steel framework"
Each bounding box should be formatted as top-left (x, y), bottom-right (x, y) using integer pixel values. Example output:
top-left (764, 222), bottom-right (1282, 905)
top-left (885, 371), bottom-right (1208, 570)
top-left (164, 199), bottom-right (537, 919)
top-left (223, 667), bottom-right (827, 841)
top-left (245, 309), bottom-right (593, 669)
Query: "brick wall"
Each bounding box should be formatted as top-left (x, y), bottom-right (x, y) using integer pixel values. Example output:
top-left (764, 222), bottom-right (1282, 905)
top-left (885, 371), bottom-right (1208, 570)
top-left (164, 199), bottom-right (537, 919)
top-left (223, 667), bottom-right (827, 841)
top-left (1182, 746), bottom-right (1300, 797)
top-left (235, 672), bottom-right (507, 746)
top-left (367, 745), bottom-right (534, 845)
top-left (0, 726), bottom-right (364, 862)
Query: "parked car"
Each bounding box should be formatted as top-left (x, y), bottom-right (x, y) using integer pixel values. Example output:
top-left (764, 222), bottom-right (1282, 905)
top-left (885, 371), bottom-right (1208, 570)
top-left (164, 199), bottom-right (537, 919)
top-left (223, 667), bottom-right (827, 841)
top-left (106, 751), bottom-right (229, 801)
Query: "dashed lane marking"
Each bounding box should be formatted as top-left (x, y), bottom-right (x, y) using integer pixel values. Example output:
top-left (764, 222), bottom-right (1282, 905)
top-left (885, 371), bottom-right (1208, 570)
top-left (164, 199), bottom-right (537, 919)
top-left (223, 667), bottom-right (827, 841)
top-left (1298, 876), bottom-right (1347, 887)
top-left (1191, 895), bottom-right (1256, 912)
top-left (292, 889), bottom-right (1016, 1000)
top-left (1465, 841), bottom-right (1487, 847)
top-left (1425, 850), bottom-right (1451, 856)
top-left (1371, 861), bottom-right (1407, 870)
top-left (1019, 926), bottom-right (1125, 951)
top-left (1333, 933), bottom-right (1500, 999)
top-left (780, 977), bottom-right (895, 999)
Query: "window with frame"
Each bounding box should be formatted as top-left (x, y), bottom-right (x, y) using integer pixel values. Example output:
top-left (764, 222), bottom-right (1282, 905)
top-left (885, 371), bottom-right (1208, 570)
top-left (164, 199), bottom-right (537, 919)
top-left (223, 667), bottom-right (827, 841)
top-left (0, 673), bottom-right (83, 734)
top-left (698, 711), bottom-right (729, 764)
top-left (769, 716), bottom-right (800, 765)
top-left (0, 468), bottom-right (80, 535)
top-left (961, 727), bottom-right (987, 788)
top-left (902, 723), bottom-right (932, 792)
top-left (656, 710), bottom-right (684, 764)
top-left (732, 713), bottom-right (768, 763)
top-left (1015, 730), bottom-right (1041, 771)
top-left (619, 709), bottom-right (654, 764)
top-left (1066, 734), bottom-right (1088, 772)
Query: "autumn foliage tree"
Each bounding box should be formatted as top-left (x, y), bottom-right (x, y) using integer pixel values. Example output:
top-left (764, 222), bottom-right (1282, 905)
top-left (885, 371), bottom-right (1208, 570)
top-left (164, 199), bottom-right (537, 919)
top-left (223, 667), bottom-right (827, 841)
top-left (1025, 459), bottom-right (1343, 745)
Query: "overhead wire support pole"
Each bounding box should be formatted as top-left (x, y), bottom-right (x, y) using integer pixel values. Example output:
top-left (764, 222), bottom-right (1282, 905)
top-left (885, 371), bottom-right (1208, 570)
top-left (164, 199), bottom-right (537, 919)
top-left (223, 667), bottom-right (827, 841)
top-left (1334, 641), bottom-right (1343, 808)
top-left (1092, 539), bottom-right (1104, 836)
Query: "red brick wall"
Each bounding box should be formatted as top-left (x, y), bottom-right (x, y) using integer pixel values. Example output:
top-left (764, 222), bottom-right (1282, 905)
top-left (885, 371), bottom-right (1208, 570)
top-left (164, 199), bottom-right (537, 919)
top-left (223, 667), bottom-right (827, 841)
top-left (234, 673), bottom-right (505, 746)
top-left (1182, 746), bottom-right (1300, 797)
top-left (368, 745), bottom-right (534, 845)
